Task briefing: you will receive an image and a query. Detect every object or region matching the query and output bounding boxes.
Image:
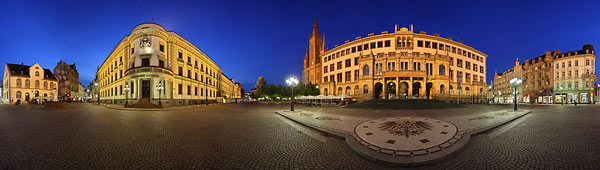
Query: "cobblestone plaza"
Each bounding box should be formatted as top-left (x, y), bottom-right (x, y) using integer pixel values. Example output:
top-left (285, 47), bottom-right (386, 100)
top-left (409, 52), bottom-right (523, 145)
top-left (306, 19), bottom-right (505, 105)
top-left (1, 103), bottom-right (600, 169)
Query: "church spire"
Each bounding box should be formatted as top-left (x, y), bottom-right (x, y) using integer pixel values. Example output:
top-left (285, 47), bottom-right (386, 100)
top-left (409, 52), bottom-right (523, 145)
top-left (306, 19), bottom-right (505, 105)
top-left (312, 14), bottom-right (319, 37)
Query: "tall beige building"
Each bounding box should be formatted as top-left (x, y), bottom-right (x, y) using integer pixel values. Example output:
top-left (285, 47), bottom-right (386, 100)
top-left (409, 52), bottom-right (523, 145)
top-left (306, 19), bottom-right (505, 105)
top-left (553, 45), bottom-right (596, 103)
top-left (2, 63), bottom-right (58, 103)
top-left (95, 23), bottom-right (237, 106)
top-left (304, 21), bottom-right (488, 103)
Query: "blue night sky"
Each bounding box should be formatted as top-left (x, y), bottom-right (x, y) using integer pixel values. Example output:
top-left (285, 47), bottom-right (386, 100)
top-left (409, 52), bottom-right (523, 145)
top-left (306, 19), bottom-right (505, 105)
top-left (1, 0), bottom-right (599, 91)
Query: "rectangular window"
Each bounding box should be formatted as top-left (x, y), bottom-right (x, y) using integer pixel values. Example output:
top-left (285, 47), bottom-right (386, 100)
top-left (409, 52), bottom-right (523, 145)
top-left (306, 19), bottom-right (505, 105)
top-left (178, 84), bottom-right (182, 94)
top-left (159, 44), bottom-right (164, 52)
top-left (345, 71), bottom-right (351, 82)
top-left (345, 59), bottom-right (351, 67)
top-left (417, 40), bottom-right (423, 47)
top-left (354, 57), bottom-right (359, 66)
top-left (324, 76), bottom-right (328, 82)
top-left (159, 60), bottom-right (164, 68)
top-left (131, 48), bottom-right (135, 54)
top-left (452, 47), bottom-right (456, 53)
top-left (330, 75), bottom-right (334, 82)
top-left (142, 58), bottom-right (150, 66)
top-left (324, 66), bottom-right (328, 73)
top-left (384, 40), bottom-right (391, 47)
top-left (425, 41), bottom-right (430, 48)
top-left (432, 42), bottom-right (438, 49)
top-left (337, 61), bottom-right (342, 69)
top-left (341, 50), bottom-right (345, 56)
top-left (346, 49), bottom-right (350, 55)
top-left (370, 42), bottom-right (376, 49)
top-left (357, 45), bottom-right (362, 51)
top-left (188, 70), bottom-right (191, 78)
top-left (354, 70), bottom-right (359, 80)
top-left (178, 52), bottom-right (183, 58)
top-left (330, 64), bottom-right (334, 71)
top-left (439, 44), bottom-right (444, 50)
top-left (178, 67), bottom-right (183, 76)
top-left (377, 41), bottom-right (383, 48)
top-left (195, 87), bottom-right (198, 95)
top-left (337, 73), bottom-right (342, 82)
top-left (187, 86), bottom-right (191, 95)
top-left (466, 61), bottom-right (471, 70)
top-left (352, 47), bottom-right (356, 53)
top-left (364, 44), bottom-right (369, 50)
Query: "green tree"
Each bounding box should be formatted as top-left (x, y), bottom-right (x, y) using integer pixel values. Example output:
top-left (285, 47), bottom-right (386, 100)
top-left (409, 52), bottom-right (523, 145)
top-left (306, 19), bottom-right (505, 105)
top-left (255, 76), bottom-right (267, 97)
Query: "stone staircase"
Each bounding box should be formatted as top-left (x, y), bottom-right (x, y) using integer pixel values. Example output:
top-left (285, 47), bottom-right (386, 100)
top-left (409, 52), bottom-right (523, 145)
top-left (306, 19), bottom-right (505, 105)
top-left (127, 98), bottom-right (161, 108)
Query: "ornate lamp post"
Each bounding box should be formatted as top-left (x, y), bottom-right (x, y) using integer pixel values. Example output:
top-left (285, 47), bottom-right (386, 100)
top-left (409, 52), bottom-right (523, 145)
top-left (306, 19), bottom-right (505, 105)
top-left (487, 85), bottom-right (492, 105)
top-left (53, 87), bottom-right (57, 102)
top-left (123, 84), bottom-right (130, 107)
top-left (156, 81), bottom-right (163, 106)
top-left (285, 77), bottom-right (299, 111)
top-left (510, 77), bottom-right (522, 111)
top-left (95, 82), bottom-right (99, 104)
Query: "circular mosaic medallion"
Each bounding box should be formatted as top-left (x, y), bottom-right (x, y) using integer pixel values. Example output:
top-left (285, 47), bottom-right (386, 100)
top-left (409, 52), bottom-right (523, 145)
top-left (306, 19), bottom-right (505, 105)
top-left (355, 117), bottom-right (457, 151)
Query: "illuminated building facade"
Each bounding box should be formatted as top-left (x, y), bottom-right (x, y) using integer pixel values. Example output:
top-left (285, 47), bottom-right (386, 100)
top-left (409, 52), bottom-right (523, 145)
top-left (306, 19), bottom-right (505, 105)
top-left (95, 23), bottom-right (237, 106)
top-left (303, 18), bottom-right (488, 102)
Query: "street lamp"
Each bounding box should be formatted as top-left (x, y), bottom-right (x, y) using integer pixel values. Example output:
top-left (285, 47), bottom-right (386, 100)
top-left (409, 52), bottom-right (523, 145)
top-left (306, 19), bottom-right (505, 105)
top-left (560, 86), bottom-right (564, 105)
top-left (488, 85), bottom-right (492, 105)
top-left (95, 82), bottom-right (99, 104)
top-left (510, 77), bottom-right (522, 111)
top-left (285, 77), bottom-right (299, 111)
top-left (123, 84), bottom-right (130, 107)
top-left (156, 81), bottom-right (164, 106)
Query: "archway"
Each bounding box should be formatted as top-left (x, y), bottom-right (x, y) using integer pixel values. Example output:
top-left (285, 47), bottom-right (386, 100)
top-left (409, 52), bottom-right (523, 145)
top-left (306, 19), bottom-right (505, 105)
top-left (412, 82), bottom-right (421, 98)
top-left (399, 82), bottom-right (409, 99)
top-left (386, 82), bottom-right (396, 99)
top-left (337, 87), bottom-right (342, 95)
top-left (374, 83), bottom-right (383, 99)
top-left (426, 83), bottom-right (433, 99)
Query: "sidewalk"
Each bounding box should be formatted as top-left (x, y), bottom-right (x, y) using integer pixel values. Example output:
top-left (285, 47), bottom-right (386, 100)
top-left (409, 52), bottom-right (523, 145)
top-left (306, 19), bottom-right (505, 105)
top-left (276, 107), bottom-right (531, 166)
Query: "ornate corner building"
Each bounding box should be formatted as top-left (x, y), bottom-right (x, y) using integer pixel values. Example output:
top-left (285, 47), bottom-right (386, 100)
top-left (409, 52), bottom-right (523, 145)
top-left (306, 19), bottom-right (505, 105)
top-left (302, 16), bottom-right (488, 103)
top-left (2, 63), bottom-right (58, 103)
top-left (95, 23), bottom-right (240, 106)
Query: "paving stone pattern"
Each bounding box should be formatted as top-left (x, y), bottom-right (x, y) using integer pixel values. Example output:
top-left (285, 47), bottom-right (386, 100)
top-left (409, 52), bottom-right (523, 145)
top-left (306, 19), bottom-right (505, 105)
top-left (0, 103), bottom-right (599, 169)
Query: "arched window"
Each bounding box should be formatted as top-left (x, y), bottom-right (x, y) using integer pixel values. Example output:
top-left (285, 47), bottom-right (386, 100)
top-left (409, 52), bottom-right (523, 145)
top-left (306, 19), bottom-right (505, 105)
top-left (337, 87), bottom-right (342, 95)
top-left (44, 81), bottom-right (48, 89)
top-left (440, 85), bottom-right (445, 94)
top-left (16, 78), bottom-right (22, 87)
top-left (35, 71), bottom-right (39, 77)
top-left (465, 87), bottom-right (470, 95)
top-left (363, 84), bottom-right (369, 94)
top-left (16, 91), bottom-right (22, 99)
top-left (324, 88), bottom-right (328, 96)
top-left (25, 79), bottom-right (30, 88)
top-left (449, 85), bottom-right (454, 95)
top-left (50, 82), bottom-right (55, 89)
top-left (35, 80), bottom-right (39, 88)
top-left (354, 85), bottom-right (359, 95)
top-left (363, 65), bottom-right (370, 76)
top-left (346, 86), bottom-right (351, 95)
top-left (439, 65), bottom-right (446, 75)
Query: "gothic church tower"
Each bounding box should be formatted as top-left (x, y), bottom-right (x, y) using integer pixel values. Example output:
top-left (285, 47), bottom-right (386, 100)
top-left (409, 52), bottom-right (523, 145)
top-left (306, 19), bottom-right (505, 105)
top-left (302, 15), bottom-right (327, 84)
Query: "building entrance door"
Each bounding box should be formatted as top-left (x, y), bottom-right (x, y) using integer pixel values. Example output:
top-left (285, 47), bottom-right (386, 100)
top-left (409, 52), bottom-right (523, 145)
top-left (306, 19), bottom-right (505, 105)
top-left (142, 80), bottom-right (150, 98)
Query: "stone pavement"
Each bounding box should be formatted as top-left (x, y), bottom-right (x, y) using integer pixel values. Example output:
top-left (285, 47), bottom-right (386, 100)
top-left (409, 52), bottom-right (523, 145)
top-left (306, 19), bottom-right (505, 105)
top-left (277, 107), bottom-right (530, 165)
top-left (99, 103), bottom-right (219, 111)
